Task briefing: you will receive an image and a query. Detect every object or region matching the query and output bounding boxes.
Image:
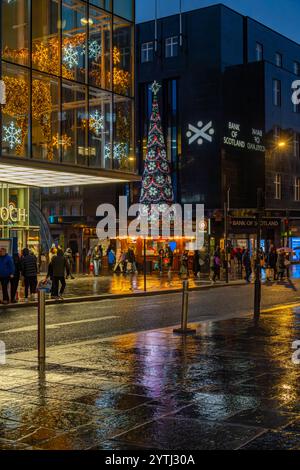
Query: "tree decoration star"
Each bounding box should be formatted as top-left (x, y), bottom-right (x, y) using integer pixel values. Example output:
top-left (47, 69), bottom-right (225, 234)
top-left (151, 81), bottom-right (161, 96)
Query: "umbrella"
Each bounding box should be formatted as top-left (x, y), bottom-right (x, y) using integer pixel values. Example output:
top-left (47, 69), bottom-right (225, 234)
top-left (277, 247), bottom-right (294, 253)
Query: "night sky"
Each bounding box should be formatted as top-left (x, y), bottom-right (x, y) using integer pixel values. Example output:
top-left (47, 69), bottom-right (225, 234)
top-left (136, 0), bottom-right (300, 44)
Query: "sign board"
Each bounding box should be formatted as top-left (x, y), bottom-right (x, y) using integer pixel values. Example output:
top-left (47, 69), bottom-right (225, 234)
top-left (223, 122), bottom-right (265, 153)
top-left (0, 205), bottom-right (26, 223)
top-left (230, 218), bottom-right (280, 233)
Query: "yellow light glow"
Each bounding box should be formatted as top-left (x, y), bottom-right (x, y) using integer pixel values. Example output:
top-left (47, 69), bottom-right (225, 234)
top-left (278, 141), bottom-right (287, 148)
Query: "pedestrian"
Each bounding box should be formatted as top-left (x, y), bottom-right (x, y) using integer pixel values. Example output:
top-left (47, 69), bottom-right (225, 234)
top-left (180, 250), bottom-right (189, 277)
top-left (0, 247), bottom-right (15, 305)
top-left (114, 249), bottom-right (124, 273)
top-left (107, 247), bottom-right (116, 270)
top-left (10, 252), bottom-right (22, 303)
top-left (193, 250), bottom-right (201, 278)
top-left (64, 248), bottom-right (75, 279)
top-left (266, 246), bottom-right (277, 281)
top-left (21, 248), bottom-right (38, 302)
top-left (242, 248), bottom-right (252, 283)
top-left (91, 245), bottom-right (102, 276)
top-left (157, 249), bottom-right (164, 275)
top-left (126, 247), bottom-right (137, 274)
top-left (212, 248), bottom-right (221, 282)
top-left (277, 249), bottom-right (286, 281)
top-left (48, 248), bottom-right (67, 300)
top-left (165, 246), bottom-right (174, 279)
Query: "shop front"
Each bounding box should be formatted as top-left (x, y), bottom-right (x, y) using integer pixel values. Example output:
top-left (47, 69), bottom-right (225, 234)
top-left (0, 182), bottom-right (40, 255)
top-left (228, 217), bottom-right (281, 255)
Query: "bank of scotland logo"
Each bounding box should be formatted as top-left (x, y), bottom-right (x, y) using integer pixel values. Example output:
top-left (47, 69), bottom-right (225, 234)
top-left (186, 121), bottom-right (215, 145)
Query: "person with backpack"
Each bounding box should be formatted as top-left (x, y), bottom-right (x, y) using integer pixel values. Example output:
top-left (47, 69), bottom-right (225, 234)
top-left (21, 248), bottom-right (38, 302)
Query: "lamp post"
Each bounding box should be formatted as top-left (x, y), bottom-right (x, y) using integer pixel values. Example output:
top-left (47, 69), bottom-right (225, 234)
top-left (254, 188), bottom-right (265, 323)
top-left (224, 188), bottom-right (230, 284)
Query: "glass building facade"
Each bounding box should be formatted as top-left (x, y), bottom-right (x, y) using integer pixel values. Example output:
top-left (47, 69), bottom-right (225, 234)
top-left (0, 0), bottom-right (135, 174)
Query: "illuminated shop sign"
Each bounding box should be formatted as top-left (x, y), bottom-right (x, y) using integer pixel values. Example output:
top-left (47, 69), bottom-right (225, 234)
top-left (0, 205), bottom-right (27, 223)
top-left (223, 122), bottom-right (265, 152)
top-left (231, 218), bottom-right (280, 230)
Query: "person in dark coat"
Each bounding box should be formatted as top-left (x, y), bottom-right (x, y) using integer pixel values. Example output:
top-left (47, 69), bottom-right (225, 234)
top-left (266, 246), bottom-right (278, 281)
top-left (21, 248), bottom-right (38, 301)
top-left (242, 248), bottom-right (252, 283)
top-left (49, 249), bottom-right (67, 299)
top-left (212, 249), bottom-right (221, 282)
top-left (64, 248), bottom-right (75, 279)
top-left (10, 252), bottom-right (22, 303)
top-left (193, 250), bottom-right (201, 277)
top-left (0, 247), bottom-right (15, 304)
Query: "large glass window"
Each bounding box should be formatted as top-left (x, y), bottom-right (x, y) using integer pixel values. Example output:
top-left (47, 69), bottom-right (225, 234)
top-left (90, 0), bottom-right (112, 11)
top-left (88, 7), bottom-right (111, 89)
top-left (114, 0), bottom-right (133, 21)
top-left (2, 63), bottom-right (29, 158)
top-left (2, 0), bottom-right (30, 66)
top-left (32, 72), bottom-right (60, 161)
top-left (62, 0), bottom-right (87, 83)
top-left (113, 17), bottom-right (133, 97)
top-left (32, 0), bottom-right (60, 75)
top-left (61, 81), bottom-right (87, 165)
top-left (88, 88), bottom-right (112, 169)
top-left (113, 96), bottom-right (134, 171)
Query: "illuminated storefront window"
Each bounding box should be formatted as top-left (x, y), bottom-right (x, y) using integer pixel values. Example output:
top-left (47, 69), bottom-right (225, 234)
top-left (0, 0), bottom-right (135, 173)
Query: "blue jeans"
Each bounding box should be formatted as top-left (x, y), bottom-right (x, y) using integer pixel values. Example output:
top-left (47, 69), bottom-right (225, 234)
top-left (93, 259), bottom-right (101, 276)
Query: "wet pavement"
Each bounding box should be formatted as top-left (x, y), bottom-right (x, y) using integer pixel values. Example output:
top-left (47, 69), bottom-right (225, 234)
top-left (1, 303), bottom-right (300, 449)
top-left (6, 263), bottom-right (300, 305)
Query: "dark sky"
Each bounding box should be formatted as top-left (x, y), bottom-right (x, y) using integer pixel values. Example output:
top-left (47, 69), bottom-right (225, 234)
top-left (136, 0), bottom-right (300, 44)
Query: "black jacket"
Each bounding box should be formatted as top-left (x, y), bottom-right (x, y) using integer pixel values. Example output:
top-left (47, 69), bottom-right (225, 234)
top-left (21, 254), bottom-right (38, 278)
top-left (50, 254), bottom-right (67, 277)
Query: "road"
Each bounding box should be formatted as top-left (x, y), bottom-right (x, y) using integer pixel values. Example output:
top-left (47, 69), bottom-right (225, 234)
top-left (1, 279), bottom-right (300, 353)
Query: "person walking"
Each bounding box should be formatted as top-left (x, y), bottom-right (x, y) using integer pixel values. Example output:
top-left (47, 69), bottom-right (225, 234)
top-left (49, 249), bottom-right (67, 300)
top-left (64, 248), bottom-right (75, 279)
top-left (10, 252), bottom-right (22, 303)
top-left (0, 247), bottom-right (15, 305)
top-left (21, 248), bottom-right (38, 302)
top-left (212, 248), bottom-right (221, 283)
top-left (242, 248), bottom-right (252, 283)
top-left (266, 246), bottom-right (277, 281)
top-left (157, 249), bottom-right (164, 275)
top-left (193, 250), bottom-right (201, 278)
top-left (180, 250), bottom-right (189, 277)
top-left (126, 247), bottom-right (137, 274)
top-left (114, 249), bottom-right (124, 273)
top-left (91, 245), bottom-right (102, 276)
top-left (277, 249), bottom-right (286, 281)
top-left (107, 247), bottom-right (116, 271)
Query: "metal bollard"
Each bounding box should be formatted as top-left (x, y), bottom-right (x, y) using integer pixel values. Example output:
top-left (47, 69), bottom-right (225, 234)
top-left (173, 280), bottom-right (196, 335)
top-left (38, 290), bottom-right (46, 361)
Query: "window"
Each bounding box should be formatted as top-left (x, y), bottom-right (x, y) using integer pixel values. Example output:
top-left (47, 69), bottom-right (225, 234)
top-left (2, 0), bottom-right (30, 66)
top-left (295, 177), bottom-right (300, 201)
top-left (275, 52), bottom-right (282, 67)
top-left (165, 36), bottom-right (178, 58)
top-left (88, 7), bottom-right (111, 90)
top-left (141, 42), bottom-right (154, 63)
top-left (294, 61), bottom-right (300, 76)
top-left (294, 132), bottom-right (300, 157)
top-left (273, 79), bottom-right (281, 106)
top-left (275, 174), bottom-right (282, 200)
top-left (256, 42), bottom-right (263, 61)
top-left (113, 16), bottom-right (133, 96)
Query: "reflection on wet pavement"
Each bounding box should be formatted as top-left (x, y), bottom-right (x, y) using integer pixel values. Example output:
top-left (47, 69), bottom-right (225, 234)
top-left (1, 307), bottom-right (300, 450)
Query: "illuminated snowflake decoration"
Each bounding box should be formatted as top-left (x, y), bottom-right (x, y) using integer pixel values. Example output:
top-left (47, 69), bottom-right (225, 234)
top-left (63, 44), bottom-right (79, 69)
top-left (104, 143), bottom-right (127, 161)
top-left (3, 121), bottom-right (22, 149)
top-left (82, 40), bottom-right (102, 60)
top-left (89, 110), bottom-right (104, 136)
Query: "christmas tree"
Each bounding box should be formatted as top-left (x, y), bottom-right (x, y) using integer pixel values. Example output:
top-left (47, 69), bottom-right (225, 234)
top-left (140, 81), bottom-right (174, 217)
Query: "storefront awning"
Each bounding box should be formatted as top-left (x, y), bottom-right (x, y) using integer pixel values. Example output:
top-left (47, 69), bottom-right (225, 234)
top-left (0, 157), bottom-right (140, 187)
